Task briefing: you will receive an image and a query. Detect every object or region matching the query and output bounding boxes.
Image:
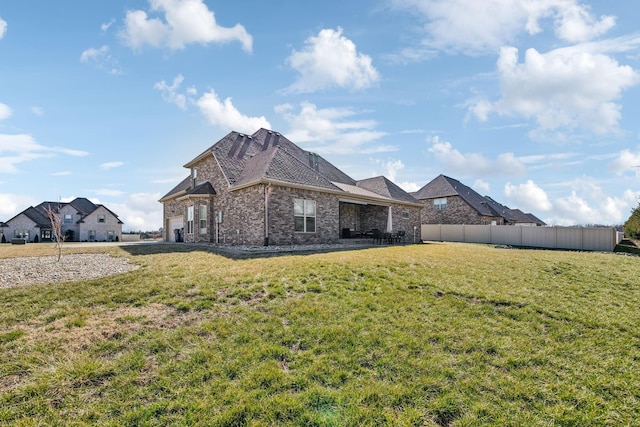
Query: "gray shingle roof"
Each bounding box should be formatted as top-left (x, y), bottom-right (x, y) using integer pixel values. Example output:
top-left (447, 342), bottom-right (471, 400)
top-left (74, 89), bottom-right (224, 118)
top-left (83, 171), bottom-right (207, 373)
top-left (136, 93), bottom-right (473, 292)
top-left (234, 145), bottom-right (342, 191)
top-left (413, 175), bottom-right (498, 216)
top-left (188, 181), bottom-right (216, 196)
top-left (69, 197), bottom-right (98, 215)
top-left (356, 176), bottom-right (420, 204)
top-left (172, 128), bottom-right (417, 205)
top-left (22, 206), bottom-right (52, 228)
top-left (160, 175), bottom-right (192, 201)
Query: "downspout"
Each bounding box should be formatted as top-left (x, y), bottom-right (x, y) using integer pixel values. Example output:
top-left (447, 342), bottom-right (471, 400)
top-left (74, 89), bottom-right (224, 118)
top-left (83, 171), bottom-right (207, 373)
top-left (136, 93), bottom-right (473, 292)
top-left (264, 182), bottom-right (271, 246)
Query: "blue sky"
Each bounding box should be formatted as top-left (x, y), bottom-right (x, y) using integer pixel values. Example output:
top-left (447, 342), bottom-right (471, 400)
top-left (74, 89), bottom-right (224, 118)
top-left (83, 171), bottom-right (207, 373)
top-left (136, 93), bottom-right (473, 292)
top-left (1, 0), bottom-right (639, 231)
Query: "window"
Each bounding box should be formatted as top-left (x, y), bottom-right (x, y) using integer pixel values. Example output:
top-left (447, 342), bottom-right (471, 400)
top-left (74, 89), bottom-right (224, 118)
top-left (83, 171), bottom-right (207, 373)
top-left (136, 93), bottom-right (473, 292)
top-left (107, 231), bottom-right (114, 241)
top-left (402, 211), bottom-right (410, 219)
top-left (41, 230), bottom-right (51, 240)
top-left (14, 230), bottom-right (29, 239)
top-left (88, 230), bottom-right (95, 241)
top-left (199, 205), bottom-right (207, 234)
top-left (64, 214), bottom-right (72, 223)
top-left (187, 206), bottom-right (194, 234)
top-left (434, 198), bottom-right (447, 210)
top-left (98, 214), bottom-right (105, 223)
top-left (294, 199), bottom-right (316, 233)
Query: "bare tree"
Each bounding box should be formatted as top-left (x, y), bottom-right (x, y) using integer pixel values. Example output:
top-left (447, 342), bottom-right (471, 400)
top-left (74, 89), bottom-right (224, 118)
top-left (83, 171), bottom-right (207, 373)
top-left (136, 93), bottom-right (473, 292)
top-left (44, 203), bottom-right (65, 261)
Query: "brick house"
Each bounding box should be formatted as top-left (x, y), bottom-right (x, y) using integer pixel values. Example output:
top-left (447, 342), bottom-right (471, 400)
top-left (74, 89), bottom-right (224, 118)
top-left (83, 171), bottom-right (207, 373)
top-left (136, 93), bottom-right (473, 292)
top-left (1, 198), bottom-right (123, 243)
top-left (412, 174), bottom-right (545, 226)
top-left (160, 128), bottom-right (422, 245)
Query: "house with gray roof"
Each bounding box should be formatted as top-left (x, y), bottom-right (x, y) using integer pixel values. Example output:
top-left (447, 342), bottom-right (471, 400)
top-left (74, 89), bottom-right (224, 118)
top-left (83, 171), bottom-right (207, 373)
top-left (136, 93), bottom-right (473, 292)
top-left (412, 174), bottom-right (546, 226)
top-left (1, 197), bottom-right (123, 243)
top-left (160, 128), bottom-right (422, 245)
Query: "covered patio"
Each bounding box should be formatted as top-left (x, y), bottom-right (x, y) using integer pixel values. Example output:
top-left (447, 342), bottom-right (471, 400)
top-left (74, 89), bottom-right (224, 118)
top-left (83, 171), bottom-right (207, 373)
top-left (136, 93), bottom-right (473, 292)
top-left (338, 200), bottom-right (393, 239)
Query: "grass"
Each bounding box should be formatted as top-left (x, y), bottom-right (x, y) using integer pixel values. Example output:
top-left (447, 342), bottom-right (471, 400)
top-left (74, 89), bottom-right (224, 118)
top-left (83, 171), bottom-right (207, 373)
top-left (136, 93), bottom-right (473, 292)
top-left (1, 242), bottom-right (639, 426)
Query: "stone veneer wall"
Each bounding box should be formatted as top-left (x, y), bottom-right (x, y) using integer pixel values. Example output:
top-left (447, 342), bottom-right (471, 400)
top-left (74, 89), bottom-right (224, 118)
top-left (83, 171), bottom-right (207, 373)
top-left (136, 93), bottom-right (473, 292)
top-left (419, 195), bottom-right (503, 225)
top-left (163, 153), bottom-right (421, 245)
top-left (339, 203), bottom-right (360, 234)
top-left (267, 185), bottom-right (339, 245)
top-left (359, 205), bottom-right (387, 232)
top-left (391, 204), bottom-right (422, 238)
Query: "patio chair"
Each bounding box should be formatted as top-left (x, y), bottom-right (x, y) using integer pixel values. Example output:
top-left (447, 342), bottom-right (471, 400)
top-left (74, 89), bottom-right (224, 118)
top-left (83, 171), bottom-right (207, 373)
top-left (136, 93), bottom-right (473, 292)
top-left (371, 229), bottom-right (383, 244)
top-left (395, 230), bottom-right (406, 244)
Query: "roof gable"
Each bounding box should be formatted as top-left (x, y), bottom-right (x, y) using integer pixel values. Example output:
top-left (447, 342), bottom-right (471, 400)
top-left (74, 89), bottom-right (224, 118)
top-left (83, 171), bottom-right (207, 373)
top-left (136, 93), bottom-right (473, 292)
top-left (187, 128), bottom-right (355, 192)
top-left (69, 197), bottom-right (98, 215)
top-left (22, 207), bottom-right (51, 228)
top-left (356, 176), bottom-right (420, 204)
top-left (413, 174), bottom-right (497, 217)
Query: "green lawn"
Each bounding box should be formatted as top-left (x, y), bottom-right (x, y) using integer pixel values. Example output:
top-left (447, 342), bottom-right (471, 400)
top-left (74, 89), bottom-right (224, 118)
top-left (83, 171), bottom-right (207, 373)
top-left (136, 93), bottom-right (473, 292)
top-left (1, 242), bottom-right (639, 426)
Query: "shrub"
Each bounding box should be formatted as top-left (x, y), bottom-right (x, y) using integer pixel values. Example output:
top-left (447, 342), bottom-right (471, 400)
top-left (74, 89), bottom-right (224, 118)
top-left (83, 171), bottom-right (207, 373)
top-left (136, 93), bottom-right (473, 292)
top-left (623, 202), bottom-right (640, 239)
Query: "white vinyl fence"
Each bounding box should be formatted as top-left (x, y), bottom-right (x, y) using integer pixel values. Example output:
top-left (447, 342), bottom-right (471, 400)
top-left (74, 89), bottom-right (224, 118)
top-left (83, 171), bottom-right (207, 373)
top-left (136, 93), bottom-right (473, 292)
top-left (421, 225), bottom-right (623, 252)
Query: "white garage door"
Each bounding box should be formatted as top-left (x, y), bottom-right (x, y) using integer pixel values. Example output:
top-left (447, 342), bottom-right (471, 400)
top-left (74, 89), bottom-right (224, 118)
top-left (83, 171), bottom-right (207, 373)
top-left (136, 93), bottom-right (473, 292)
top-left (168, 216), bottom-right (184, 242)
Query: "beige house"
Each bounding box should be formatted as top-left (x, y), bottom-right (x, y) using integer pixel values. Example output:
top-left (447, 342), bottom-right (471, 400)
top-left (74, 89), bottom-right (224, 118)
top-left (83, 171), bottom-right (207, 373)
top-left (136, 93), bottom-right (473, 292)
top-left (1, 198), bottom-right (123, 243)
top-left (160, 128), bottom-right (422, 246)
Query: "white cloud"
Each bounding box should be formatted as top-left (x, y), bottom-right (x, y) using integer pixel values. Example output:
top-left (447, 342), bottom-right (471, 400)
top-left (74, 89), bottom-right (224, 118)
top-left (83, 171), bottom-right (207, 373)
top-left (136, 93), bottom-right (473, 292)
top-left (377, 159), bottom-right (421, 191)
top-left (196, 89), bottom-right (270, 134)
top-left (381, 159), bottom-right (404, 182)
top-left (285, 27), bottom-right (380, 93)
top-left (474, 179), bottom-right (490, 193)
top-left (52, 171), bottom-right (71, 176)
top-left (275, 101), bottom-right (391, 154)
top-left (504, 180), bottom-right (553, 212)
top-left (471, 45), bottom-right (639, 137)
top-left (31, 106), bottom-right (44, 116)
top-left (0, 17), bottom-right (6, 40)
top-left (0, 102), bottom-right (12, 120)
top-left (608, 148), bottom-right (640, 175)
top-left (153, 75), bottom-right (267, 133)
top-left (120, 0), bottom-right (252, 52)
top-left (110, 192), bottom-right (163, 231)
top-left (554, 3), bottom-right (615, 43)
top-left (0, 194), bottom-right (37, 218)
top-left (427, 135), bottom-right (526, 176)
top-left (502, 177), bottom-right (637, 225)
top-left (101, 18), bottom-right (116, 32)
top-left (154, 74), bottom-right (187, 109)
top-left (100, 161), bottom-right (124, 170)
top-left (390, 0), bottom-right (615, 57)
top-left (548, 179), bottom-right (639, 225)
top-left (80, 45), bottom-right (122, 75)
top-left (0, 134), bottom-right (89, 173)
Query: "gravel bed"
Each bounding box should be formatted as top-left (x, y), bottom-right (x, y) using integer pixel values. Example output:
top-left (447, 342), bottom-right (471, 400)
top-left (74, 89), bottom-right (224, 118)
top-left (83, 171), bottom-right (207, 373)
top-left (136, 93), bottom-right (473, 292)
top-left (0, 253), bottom-right (139, 289)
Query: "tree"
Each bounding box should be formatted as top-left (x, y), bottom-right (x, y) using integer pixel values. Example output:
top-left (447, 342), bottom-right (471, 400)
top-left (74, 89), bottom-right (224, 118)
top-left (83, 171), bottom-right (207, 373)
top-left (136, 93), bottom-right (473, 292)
top-left (623, 200), bottom-right (640, 240)
top-left (44, 203), bottom-right (65, 261)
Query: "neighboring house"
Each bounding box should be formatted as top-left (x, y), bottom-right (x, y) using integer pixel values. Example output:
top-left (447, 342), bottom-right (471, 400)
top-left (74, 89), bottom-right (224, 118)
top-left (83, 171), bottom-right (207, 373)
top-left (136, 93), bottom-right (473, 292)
top-left (1, 197), bottom-right (123, 243)
top-left (482, 196), bottom-right (546, 226)
top-left (160, 128), bottom-right (422, 245)
top-left (413, 174), bottom-right (545, 226)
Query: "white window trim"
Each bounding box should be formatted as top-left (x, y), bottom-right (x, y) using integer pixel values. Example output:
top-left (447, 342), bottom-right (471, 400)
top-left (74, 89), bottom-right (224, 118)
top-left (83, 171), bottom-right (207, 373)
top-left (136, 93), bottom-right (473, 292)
top-left (434, 197), bottom-right (447, 210)
top-left (199, 205), bottom-right (207, 234)
top-left (294, 199), bottom-right (316, 233)
top-left (187, 206), bottom-right (194, 234)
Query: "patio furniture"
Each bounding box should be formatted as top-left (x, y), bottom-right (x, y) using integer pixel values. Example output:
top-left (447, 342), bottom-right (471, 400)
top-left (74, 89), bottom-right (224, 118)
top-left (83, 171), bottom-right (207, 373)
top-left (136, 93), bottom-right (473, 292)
top-left (395, 230), bottom-right (406, 244)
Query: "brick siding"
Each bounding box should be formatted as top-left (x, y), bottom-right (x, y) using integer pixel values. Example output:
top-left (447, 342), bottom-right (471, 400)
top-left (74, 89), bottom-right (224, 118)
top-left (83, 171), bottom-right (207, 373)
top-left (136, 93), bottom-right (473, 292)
top-left (419, 195), bottom-right (503, 225)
